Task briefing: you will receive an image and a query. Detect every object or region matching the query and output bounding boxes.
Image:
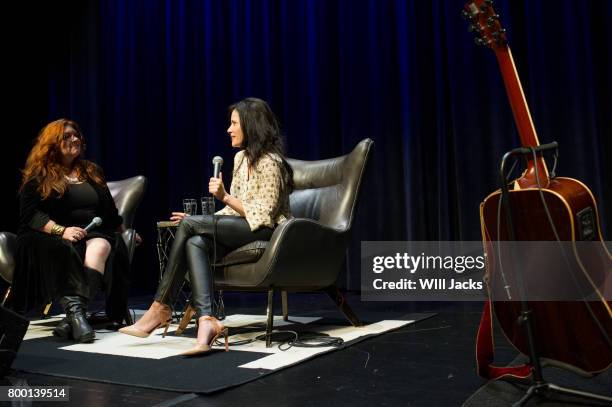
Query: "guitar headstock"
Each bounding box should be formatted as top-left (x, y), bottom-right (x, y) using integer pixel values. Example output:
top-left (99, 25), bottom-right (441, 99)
top-left (462, 0), bottom-right (507, 49)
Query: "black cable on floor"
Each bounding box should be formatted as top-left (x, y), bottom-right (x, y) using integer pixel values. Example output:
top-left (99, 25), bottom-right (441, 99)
top-left (215, 329), bottom-right (344, 351)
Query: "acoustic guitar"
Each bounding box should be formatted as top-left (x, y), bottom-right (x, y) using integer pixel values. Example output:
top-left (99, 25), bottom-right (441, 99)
top-left (464, 0), bottom-right (612, 376)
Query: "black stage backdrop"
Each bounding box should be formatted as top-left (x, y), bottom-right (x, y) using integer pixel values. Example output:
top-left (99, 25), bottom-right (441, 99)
top-left (2, 0), bottom-right (610, 292)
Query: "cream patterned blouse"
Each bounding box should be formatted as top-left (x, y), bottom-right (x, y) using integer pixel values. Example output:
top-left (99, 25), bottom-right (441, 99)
top-left (216, 150), bottom-right (292, 231)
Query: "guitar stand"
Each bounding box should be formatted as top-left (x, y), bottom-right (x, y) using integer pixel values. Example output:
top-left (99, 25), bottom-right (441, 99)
top-left (499, 145), bottom-right (612, 407)
top-left (515, 378), bottom-right (612, 406)
top-left (512, 307), bottom-right (612, 406)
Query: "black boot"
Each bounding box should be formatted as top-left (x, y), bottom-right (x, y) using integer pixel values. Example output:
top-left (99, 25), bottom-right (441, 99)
top-left (52, 317), bottom-right (72, 339)
top-left (59, 296), bottom-right (95, 343)
top-left (54, 269), bottom-right (103, 340)
top-left (85, 267), bottom-right (104, 301)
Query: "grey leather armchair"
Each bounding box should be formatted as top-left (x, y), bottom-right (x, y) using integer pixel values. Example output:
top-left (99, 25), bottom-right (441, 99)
top-left (107, 175), bottom-right (147, 265)
top-left (212, 138), bottom-right (373, 346)
top-left (0, 175), bottom-right (147, 322)
top-left (0, 232), bottom-right (17, 306)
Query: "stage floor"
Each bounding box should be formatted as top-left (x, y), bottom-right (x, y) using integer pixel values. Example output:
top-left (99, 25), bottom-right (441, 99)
top-left (6, 292), bottom-right (606, 406)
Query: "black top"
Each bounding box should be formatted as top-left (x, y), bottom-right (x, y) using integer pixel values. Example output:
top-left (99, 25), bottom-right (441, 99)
top-left (63, 182), bottom-right (99, 227)
top-left (18, 165), bottom-right (123, 235)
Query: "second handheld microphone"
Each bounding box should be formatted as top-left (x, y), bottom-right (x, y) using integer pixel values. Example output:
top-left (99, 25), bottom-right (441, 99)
top-left (212, 156), bottom-right (224, 178)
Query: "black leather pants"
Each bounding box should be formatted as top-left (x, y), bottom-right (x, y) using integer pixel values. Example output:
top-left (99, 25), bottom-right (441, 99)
top-left (154, 215), bottom-right (273, 317)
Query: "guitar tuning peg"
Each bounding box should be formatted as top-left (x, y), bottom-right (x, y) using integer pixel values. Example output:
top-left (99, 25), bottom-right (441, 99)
top-left (461, 10), bottom-right (470, 20)
top-left (486, 15), bottom-right (499, 27)
top-left (491, 29), bottom-right (507, 43)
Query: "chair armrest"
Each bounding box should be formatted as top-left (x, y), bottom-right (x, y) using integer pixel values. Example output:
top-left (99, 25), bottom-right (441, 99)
top-left (257, 218), bottom-right (348, 287)
top-left (0, 232), bottom-right (17, 284)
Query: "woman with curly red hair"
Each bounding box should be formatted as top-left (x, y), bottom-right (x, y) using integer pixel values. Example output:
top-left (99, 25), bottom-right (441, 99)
top-left (12, 119), bottom-right (135, 343)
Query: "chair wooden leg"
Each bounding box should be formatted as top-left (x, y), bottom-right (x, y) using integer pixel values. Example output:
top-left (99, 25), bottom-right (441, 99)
top-left (1, 286), bottom-right (11, 306)
top-left (324, 285), bottom-right (362, 327)
top-left (266, 288), bottom-right (275, 347)
top-left (42, 302), bottom-right (52, 318)
top-left (281, 290), bottom-right (288, 321)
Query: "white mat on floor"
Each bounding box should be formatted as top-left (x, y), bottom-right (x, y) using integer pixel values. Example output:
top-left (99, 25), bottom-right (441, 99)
top-left (24, 313), bottom-right (414, 370)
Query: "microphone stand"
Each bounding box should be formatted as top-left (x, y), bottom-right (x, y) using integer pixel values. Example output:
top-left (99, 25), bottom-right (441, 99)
top-left (498, 142), bottom-right (612, 406)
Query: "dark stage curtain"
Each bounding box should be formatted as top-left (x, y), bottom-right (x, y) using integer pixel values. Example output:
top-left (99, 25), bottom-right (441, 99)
top-left (3, 0), bottom-right (610, 291)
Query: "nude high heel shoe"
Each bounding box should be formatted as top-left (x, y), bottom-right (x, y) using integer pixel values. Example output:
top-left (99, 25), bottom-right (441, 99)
top-left (118, 304), bottom-right (172, 338)
top-left (180, 315), bottom-right (229, 356)
top-left (175, 303), bottom-right (196, 336)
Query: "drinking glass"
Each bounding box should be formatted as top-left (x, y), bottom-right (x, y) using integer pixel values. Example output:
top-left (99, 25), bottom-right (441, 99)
top-left (201, 196), bottom-right (215, 215)
top-left (182, 198), bottom-right (197, 216)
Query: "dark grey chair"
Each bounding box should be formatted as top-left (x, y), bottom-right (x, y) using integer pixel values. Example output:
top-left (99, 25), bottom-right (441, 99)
top-left (212, 138), bottom-right (373, 346)
top-left (107, 175), bottom-right (148, 265)
top-left (0, 175), bottom-right (147, 322)
top-left (0, 232), bottom-right (17, 306)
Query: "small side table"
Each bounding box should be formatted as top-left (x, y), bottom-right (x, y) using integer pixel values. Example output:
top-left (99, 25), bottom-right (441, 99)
top-left (155, 221), bottom-right (178, 282)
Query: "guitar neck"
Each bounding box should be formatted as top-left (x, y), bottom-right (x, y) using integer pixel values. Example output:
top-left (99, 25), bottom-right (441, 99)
top-left (494, 46), bottom-right (550, 188)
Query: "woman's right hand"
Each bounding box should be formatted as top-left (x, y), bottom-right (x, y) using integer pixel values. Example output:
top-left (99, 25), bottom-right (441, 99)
top-left (170, 212), bottom-right (188, 224)
top-left (62, 226), bottom-right (87, 242)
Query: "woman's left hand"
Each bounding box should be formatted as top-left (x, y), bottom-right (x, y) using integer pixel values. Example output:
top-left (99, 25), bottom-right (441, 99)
top-left (134, 232), bottom-right (143, 246)
top-left (209, 172), bottom-right (227, 201)
top-left (170, 212), bottom-right (188, 224)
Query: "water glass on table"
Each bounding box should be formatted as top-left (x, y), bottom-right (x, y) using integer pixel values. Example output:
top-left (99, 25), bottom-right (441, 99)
top-left (182, 198), bottom-right (197, 216)
top-left (201, 196), bottom-right (215, 215)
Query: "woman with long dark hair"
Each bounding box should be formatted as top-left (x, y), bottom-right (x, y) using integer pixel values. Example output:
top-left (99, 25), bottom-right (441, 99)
top-left (120, 98), bottom-right (293, 355)
top-left (13, 119), bottom-right (136, 343)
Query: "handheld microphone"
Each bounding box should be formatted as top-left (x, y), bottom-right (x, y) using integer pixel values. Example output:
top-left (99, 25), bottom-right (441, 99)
top-left (212, 156), bottom-right (224, 178)
top-left (84, 217), bottom-right (103, 232)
